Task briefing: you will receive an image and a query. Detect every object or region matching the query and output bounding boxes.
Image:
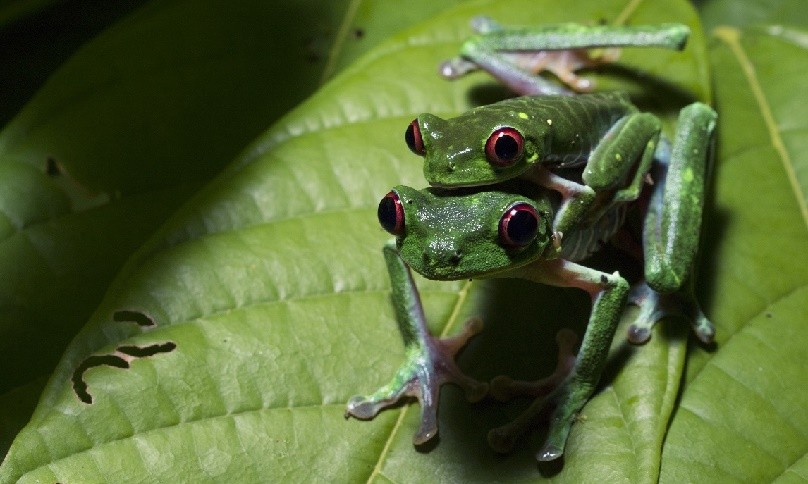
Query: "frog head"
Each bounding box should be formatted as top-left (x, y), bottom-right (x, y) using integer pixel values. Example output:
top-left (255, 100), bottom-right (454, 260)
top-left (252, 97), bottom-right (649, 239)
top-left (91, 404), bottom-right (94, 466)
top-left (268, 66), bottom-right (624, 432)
top-left (378, 185), bottom-right (555, 280)
top-left (405, 100), bottom-right (550, 187)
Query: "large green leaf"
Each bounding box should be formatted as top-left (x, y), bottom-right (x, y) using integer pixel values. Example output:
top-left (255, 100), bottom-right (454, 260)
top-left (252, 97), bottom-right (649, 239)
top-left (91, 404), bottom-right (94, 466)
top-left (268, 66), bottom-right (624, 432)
top-left (0, 0), bottom-right (487, 456)
top-left (0, 0), bottom-right (711, 481)
top-left (2, 0), bottom-right (804, 482)
top-left (659, 24), bottom-right (808, 482)
top-left (0, 0), bottom-right (355, 456)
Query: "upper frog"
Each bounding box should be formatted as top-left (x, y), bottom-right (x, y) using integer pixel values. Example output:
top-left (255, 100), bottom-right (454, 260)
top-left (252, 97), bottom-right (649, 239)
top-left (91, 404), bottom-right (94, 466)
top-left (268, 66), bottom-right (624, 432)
top-left (406, 92), bottom-right (636, 187)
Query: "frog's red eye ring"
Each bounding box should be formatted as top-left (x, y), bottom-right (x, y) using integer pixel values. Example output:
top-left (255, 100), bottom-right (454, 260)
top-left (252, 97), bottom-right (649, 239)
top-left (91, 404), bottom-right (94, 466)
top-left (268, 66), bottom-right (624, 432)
top-left (499, 202), bottom-right (539, 248)
top-left (378, 191), bottom-right (405, 235)
top-left (405, 119), bottom-right (425, 156)
top-left (486, 127), bottom-right (524, 167)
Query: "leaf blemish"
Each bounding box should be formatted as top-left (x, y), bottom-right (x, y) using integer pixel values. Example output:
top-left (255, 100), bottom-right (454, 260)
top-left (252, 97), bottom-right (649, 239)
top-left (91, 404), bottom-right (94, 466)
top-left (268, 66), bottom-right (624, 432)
top-left (71, 341), bottom-right (177, 404)
top-left (113, 309), bottom-right (156, 328)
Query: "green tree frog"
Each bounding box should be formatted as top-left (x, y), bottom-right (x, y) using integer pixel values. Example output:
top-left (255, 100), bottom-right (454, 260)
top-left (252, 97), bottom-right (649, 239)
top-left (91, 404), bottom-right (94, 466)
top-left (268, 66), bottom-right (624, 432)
top-left (345, 19), bottom-right (717, 462)
top-left (405, 19), bottom-right (716, 343)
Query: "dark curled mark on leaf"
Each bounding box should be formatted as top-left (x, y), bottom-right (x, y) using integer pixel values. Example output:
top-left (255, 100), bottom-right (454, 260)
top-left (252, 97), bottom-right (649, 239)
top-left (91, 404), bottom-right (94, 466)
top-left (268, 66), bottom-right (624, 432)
top-left (117, 341), bottom-right (176, 357)
top-left (113, 309), bottom-right (156, 328)
top-left (45, 157), bottom-right (61, 177)
top-left (71, 341), bottom-right (177, 404)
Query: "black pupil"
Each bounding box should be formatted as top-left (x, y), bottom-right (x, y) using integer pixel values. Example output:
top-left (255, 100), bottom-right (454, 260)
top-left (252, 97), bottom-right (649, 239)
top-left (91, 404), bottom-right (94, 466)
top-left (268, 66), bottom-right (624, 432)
top-left (507, 209), bottom-right (538, 245)
top-left (495, 134), bottom-right (520, 160)
top-left (405, 120), bottom-right (427, 156)
top-left (378, 195), bottom-right (399, 233)
top-left (405, 124), bottom-right (415, 150)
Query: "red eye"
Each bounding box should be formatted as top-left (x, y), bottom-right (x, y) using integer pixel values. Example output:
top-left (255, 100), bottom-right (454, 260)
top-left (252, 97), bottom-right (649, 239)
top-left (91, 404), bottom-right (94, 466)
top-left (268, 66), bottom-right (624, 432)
top-left (405, 119), bottom-right (425, 156)
top-left (499, 203), bottom-right (539, 248)
top-left (485, 127), bottom-right (524, 167)
top-left (378, 191), bottom-right (405, 235)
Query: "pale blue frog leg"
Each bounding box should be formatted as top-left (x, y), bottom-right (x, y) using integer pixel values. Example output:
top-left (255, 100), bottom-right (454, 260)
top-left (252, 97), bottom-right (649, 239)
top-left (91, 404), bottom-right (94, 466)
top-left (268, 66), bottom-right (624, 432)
top-left (345, 241), bottom-right (488, 445)
top-left (629, 103), bottom-right (718, 344)
top-left (441, 17), bottom-right (690, 96)
top-left (487, 258), bottom-right (629, 461)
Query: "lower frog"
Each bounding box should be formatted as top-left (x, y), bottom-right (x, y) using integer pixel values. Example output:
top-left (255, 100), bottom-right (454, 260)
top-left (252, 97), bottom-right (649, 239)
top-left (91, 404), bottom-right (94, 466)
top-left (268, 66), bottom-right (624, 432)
top-left (346, 106), bottom-right (715, 459)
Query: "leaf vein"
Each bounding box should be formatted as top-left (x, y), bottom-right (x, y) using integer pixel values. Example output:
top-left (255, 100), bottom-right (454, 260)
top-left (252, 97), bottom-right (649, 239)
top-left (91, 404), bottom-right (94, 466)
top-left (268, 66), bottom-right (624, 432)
top-left (713, 26), bottom-right (808, 230)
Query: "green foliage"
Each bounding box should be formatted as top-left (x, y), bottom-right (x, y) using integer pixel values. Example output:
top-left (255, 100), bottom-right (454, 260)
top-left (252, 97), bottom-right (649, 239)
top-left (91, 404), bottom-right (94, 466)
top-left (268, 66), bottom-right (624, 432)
top-left (0, 0), bottom-right (806, 482)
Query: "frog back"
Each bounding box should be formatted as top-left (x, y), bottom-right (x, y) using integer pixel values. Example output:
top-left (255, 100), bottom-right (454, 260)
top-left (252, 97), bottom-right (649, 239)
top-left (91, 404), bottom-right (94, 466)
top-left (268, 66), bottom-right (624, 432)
top-left (509, 91), bottom-right (636, 167)
top-left (420, 92), bottom-right (636, 186)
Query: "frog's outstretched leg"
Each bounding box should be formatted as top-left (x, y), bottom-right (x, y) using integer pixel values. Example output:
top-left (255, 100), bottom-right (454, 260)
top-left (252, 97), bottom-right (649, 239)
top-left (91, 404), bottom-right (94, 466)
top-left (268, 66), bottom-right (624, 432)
top-left (441, 17), bottom-right (689, 95)
top-left (488, 328), bottom-right (578, 402)
top-left (488, 259), bottom-right (629, 461)
top-left (345, 241), bottom-right (489, 445)
top-left (629, 103), bottom-right (717, 344)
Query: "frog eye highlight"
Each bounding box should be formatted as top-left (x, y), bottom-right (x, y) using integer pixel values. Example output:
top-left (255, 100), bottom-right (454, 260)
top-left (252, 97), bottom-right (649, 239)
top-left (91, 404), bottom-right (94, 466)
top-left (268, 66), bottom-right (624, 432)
top-left (499, 202), bottom-right (539, 248)
top-left (405, 119), bottom-right (425, 156)
top-left (378, 191), bottom-right (405, 235)
top-left (486, 127), bottom-right (524, 167)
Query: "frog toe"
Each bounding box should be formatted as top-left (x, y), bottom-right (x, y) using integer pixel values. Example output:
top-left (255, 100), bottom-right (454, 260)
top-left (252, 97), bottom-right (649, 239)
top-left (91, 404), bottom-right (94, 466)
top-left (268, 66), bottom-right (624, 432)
top-left (346, 317), bottom-right (487, 445)
top-left (627, 281), bottom-right (714, 344)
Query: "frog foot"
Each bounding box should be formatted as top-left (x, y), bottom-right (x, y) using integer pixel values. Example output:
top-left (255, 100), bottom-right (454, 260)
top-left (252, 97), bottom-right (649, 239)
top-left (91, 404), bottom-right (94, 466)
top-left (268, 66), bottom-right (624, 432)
top-left (489, 328), bottom-right (578, 401)
top-left (345, 317), bottom-right (489, 445)
top-left (485, 329), bottom-right (580, 457)
top-left (627, 281), bottom-right (715, 344)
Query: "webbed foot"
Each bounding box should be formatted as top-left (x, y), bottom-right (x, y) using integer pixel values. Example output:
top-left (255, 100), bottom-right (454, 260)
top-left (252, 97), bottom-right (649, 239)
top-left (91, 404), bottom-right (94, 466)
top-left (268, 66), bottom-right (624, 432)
top-left (485, 329), bottom-right (580, 457)
top-left (346, 317), bottom-right (489, 445)
top-left (627, 281), bottom-right (715, 344)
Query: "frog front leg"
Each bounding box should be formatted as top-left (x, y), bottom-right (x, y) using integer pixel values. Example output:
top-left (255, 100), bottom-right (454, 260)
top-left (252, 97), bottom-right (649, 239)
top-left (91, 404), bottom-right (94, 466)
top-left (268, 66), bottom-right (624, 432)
top-left (441, 18), bottom-right (690, 95)
top-left (345, 240), bottom-right (489, 444)
top-left (489, 258), bottom-right (630, 461)
top-left (526, 112), bottom-right (662, 236)
top-left (629, 103), bottom-right (717, 343)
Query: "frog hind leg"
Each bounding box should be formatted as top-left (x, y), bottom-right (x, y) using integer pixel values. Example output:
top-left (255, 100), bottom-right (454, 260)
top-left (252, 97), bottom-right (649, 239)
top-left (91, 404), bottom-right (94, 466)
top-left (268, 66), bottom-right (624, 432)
top-left (627, 279), bottom-right (714, 344)
top-left (488, 259), bottom-right (629, 461)
top-left (630, 103), bottom-right (717, 344)
top-left (440, 17), bottom-right (689, 96)
top-left (345, 241), bottom-right (489, 445)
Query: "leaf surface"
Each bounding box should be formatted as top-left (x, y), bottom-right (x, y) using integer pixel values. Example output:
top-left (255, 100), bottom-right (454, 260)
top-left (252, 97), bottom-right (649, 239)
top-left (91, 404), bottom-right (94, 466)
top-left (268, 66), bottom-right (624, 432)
top-left (659, 24), bottom-right (808, 483)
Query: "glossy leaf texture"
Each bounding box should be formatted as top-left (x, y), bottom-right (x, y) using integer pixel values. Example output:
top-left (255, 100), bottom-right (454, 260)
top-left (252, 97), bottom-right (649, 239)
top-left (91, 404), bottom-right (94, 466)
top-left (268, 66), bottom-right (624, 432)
top-left (0, 0), bottom-right (357, 455)
top-left (659, 23), bottom-right (808, 482)
top-left (0, 1), bottom-right (798, 483)
top-left (0, 0), bottom-right (710, 480)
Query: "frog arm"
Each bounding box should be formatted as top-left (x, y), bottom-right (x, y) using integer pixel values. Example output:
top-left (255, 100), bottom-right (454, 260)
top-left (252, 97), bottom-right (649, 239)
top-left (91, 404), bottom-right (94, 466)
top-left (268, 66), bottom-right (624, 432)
top-left (441, 18), bottom-right (689, 95)
top-left (582, 112), bottom-right (662, 204)
top-left (345, 240), bottom-right (488, 445)
top-left (522, 165), bottom-right (596, 235)
top-left (486, 258), bottom-right (629, 461)
top-left (628, 103), bottom-right (717, 344)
